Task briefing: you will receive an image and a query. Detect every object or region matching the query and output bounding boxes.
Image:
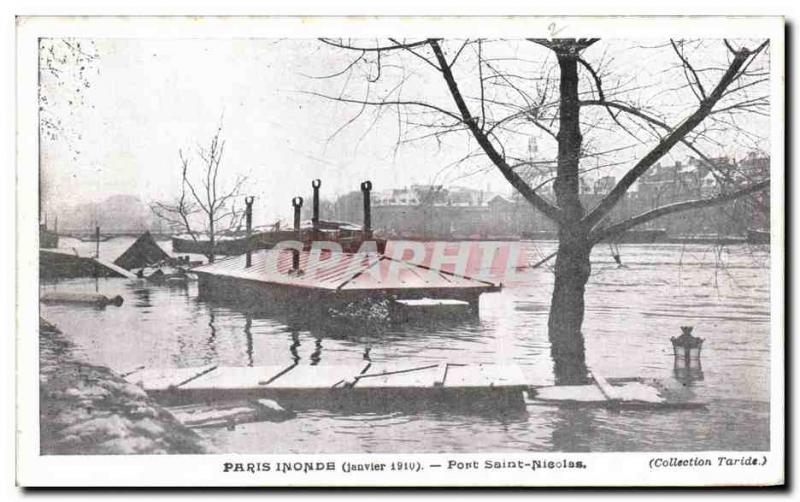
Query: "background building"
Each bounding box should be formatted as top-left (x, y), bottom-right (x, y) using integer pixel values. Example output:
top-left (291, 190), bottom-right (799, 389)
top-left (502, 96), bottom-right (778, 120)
top-left (308, 154), bottom-right (770, 240)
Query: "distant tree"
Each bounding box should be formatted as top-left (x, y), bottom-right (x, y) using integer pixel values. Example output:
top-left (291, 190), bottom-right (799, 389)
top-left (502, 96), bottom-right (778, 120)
top-left (39, 38), bottom-right (99, 147)
top-left (312, 37), bottom-right (771, 384)
top-left (38, 38), bottom-right (100, 222)
top-left (151, 123), bottom-right (247, 263)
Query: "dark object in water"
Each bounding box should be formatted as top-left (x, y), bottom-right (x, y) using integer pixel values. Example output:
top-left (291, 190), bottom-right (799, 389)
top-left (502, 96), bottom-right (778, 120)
top-left (113, 231), bottom-right (172, 270)
top-left (146, 269), bottom-right (166, 282)
top-left (40, 291), bottom-right (124, 307)
top-left (746, 228), bottom-right (770, 245)
top-left (40, 224), bottom-right (59, 249)
top-left (671, 326), bottom-right (704, 384)
top-left (139, 266), bottom-right (192, 284)
top-left (77, 234), bottom-right (114, 242)
top-left (40, 249), bottom-right (136, 279)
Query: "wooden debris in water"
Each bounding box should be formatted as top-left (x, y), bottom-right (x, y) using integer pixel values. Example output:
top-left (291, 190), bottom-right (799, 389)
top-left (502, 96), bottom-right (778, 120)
top-left (40, 291), bottom-right (124, 307)
top-left (526, 375), bottom-right (706, 409)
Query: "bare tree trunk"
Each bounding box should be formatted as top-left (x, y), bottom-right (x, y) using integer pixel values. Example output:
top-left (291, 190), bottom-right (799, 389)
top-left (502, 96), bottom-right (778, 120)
top-left (548, 46), bottom-right (591, 385)
top-left (208, 216), bottom-right (216, 263)
top-left (548, 238), bottom-right (591, 385)
top-left (314, 37), bottom-right (770, 387)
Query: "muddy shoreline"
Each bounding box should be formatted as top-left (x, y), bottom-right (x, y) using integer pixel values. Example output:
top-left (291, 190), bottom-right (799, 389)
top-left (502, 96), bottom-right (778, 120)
top-left (39, 318), bottom-right (209, 455)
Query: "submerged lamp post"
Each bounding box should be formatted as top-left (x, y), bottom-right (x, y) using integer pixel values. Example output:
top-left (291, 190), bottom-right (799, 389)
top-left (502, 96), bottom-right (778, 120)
top-left (671, 326), bottom-right (704, 383)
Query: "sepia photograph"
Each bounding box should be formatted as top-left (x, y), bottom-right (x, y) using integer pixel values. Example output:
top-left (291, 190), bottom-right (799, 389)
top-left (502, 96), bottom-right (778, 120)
top-left (15, 15), bottom-right (784, 487)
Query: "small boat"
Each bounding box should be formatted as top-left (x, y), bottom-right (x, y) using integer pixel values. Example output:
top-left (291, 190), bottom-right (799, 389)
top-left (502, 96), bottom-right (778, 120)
top-left (77, 233), bottom-right (115, 242)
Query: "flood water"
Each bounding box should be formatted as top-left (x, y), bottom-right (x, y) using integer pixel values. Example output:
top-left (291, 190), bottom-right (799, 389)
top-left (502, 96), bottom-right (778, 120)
top-left (40, 237), bottom-right (772, 453)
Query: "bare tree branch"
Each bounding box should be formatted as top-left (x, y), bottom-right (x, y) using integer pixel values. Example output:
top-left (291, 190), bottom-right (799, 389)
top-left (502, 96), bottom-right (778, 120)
top-left (150, 123), bottom-right (247, 261)
top-left (583, 43), bottom-right (758, 229)
top-left (427, 39), bottom-right (564, 224)
top-left (590, 179), bottom-right (770, 244)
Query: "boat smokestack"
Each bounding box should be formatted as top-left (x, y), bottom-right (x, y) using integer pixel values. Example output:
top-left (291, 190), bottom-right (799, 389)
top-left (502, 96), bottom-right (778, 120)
top-left (95, 225), bottom-right (100, 258)
top-left (244, 196), bottom-right (254, 268)
top-left (292, 196), bottom-right (303, 270)
top-left (360, 180), bottom-right (373, 239)
top-left (311, 179), bottom-right (321, 238)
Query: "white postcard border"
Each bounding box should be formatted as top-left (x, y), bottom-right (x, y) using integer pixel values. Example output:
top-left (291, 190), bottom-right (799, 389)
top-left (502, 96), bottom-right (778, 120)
top-left (15, 15), bottom-right (785, 487)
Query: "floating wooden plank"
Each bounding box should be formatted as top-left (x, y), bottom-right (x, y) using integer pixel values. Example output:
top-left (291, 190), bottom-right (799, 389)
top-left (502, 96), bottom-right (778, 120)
top-left (268, 363), bottom-right (371, 389)
top-left (352, 363), bottom-right (441, 389)
top-left (612, 382), bottom-right (666, 403)
top-left (530, 384), bottom-right (607, 403)
top-left (433, 362), bottom-right (449, 387)
top-left (172, 405), bottom-right (257, 428)
top-left (94, 258), bottom-right (138, 278)
top-left (590, 372), bottom-right (621, 401)
top-left (394, 299), bottom-right (470, 307)
top-left (169, 399), bottom-right (296, 428)
top-left (179, 365), bottom-right (289, 391)
top-left (130, 365), bottom-right (217, 392)
top-left (125, 362), bottom-right (531, 398)
top-left (119, 365), bottom-right (146, 378)
top-left (392, 299), bottom-right (473, 322)
top-left (526, 379), bottom-right (702, 408)
top-left (443, 363), bottom-right (528, 389)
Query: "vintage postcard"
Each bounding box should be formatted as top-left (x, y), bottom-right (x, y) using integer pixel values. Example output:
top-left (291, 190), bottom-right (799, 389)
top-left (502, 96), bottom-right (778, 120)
top-left (16, 15), bottom-right (784, 487)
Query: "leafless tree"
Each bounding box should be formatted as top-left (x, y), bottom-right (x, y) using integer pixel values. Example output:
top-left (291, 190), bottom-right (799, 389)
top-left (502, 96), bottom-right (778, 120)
top-left (39, 38), bottom-right (100, 222)
top-left (39, 38), bottom-right (100, 146)
top-left (151, 124), bottom-right (247, 263)
top-left (310, 37), bottom-right (771, 384)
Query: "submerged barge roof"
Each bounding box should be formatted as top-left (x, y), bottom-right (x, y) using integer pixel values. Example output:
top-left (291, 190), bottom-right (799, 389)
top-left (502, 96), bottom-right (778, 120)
top-left (193, 249), bottom-right (499, 292)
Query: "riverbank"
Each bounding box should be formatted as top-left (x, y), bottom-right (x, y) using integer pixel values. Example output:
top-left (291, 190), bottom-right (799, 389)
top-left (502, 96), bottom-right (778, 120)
top-left (39, 317), bottom-right (209, 454)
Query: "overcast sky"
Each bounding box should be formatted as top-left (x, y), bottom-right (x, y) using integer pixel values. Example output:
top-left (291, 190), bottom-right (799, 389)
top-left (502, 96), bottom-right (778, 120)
top-left (41, 39), bottom-right (492, 224)
top-left (39, 38), bottom-right (770, 225)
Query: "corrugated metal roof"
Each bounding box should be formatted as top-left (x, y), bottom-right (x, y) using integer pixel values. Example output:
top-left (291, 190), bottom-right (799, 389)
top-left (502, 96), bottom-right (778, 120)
top-left (193, 249), bottom-right (498, 292)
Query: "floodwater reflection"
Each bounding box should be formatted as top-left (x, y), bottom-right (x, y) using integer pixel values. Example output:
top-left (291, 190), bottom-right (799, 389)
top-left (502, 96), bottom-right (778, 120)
top-left (39, 241), bottom-right (771, 452)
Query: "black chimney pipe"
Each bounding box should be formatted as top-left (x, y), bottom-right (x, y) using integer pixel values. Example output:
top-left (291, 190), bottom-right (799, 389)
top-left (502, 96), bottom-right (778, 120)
top-left (244, 196), bottom-right (254, 268)
top-left (360, 180), bottom-right (373, 239)
top-left (311, 179), bottom-right (321, 238)
top-left (292, 196), bottom-right (303, 270)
